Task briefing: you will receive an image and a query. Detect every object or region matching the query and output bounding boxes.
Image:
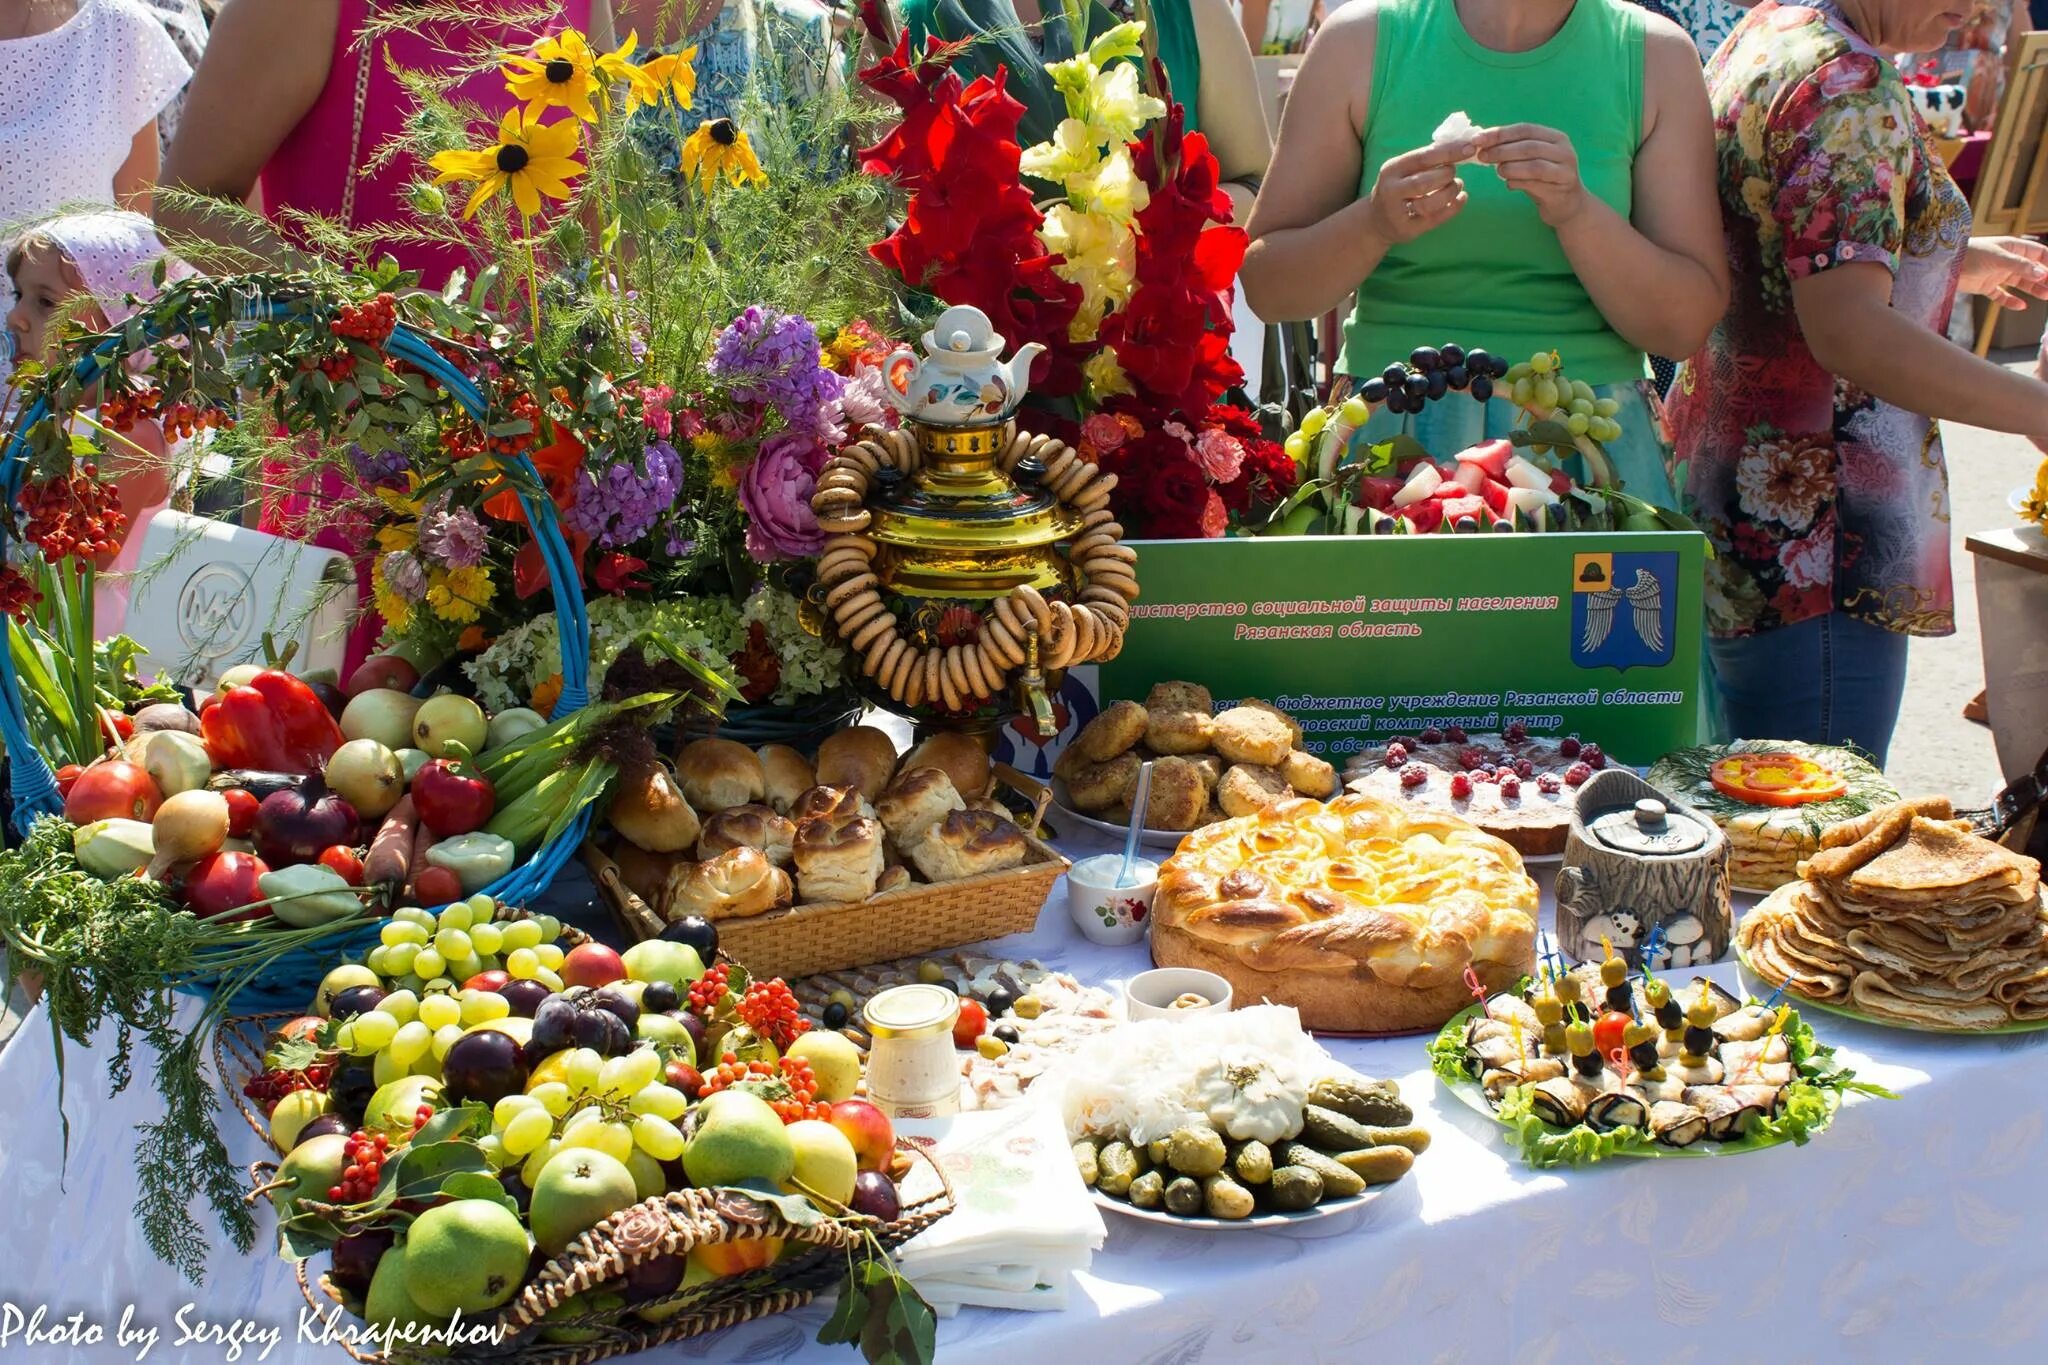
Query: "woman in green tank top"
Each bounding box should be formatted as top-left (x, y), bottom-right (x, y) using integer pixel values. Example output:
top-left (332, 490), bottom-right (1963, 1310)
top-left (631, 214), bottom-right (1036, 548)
top-left (1240, 0), bottom-right (1727, 504)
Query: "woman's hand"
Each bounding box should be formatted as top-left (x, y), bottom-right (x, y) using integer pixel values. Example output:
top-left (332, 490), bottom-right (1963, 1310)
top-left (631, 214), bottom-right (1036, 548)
top-left (1366, 143), bottom-right (1470, 245)
top-left (1961, 236), bottom-right (2048, 309)
top-left (1476, 123), bottom-right (1588, 228)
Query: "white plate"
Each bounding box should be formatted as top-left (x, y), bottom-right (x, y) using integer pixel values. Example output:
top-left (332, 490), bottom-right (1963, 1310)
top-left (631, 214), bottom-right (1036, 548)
top-left (1091, 1185), bottom-right (1379, 1231)
top-left (1050, 781), bottom-right (1195, 850)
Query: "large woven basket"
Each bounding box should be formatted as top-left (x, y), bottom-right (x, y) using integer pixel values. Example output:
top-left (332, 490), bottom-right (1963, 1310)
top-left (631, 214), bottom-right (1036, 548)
top-left (0, 288), bottom-right (594, 1012)
top-left (585, 768), bottom-right (1064, 979)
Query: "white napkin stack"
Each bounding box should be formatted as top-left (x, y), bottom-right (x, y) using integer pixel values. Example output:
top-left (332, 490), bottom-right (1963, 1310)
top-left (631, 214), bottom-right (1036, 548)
top-left (892, 1102), bottom-right (1107, 1313)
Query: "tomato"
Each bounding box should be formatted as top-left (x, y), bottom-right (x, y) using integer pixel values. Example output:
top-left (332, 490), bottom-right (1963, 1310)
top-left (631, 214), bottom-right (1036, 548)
top-left (54, 764), bottom-right (83, 798)
top-left (99, 709), bottom-right (135, 745)
top-left (951, 999), bottom-right (989, 1049)
top-left (276, 1015), bottom-right (326, 1045)
top-left (411, 865), bottom-right (464, 907)
top-left (318, 846), bottom-right (365, 886)
top-left (1593, 1010), bottom-right (1631, 1064)
top-left (222, 788), bottom-right (260, 839)
top-left (183, 850), bottom-right (272, 922)
top-left (64, 760), bottom-right (163, 824)
top-left (1709, 753), bottom-right (1847, 808)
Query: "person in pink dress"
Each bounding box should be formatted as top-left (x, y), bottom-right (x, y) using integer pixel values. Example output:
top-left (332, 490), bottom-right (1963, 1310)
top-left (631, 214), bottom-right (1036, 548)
top-left (156, 0), bottom-right (605, 673)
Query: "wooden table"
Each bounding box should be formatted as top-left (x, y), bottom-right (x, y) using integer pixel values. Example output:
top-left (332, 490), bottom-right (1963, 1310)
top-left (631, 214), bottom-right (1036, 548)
top-left (1965, 524), bottom-right (2048, 782)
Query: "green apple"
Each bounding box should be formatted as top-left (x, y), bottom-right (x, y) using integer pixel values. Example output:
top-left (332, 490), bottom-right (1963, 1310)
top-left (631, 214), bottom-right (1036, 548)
top-left (783, 1120), bottom-right (857, 1208)
top-left (405, 1199), bottom-right (532, 1315)
top-left (270, 1133), bottom-right (349, 1218)
top-left (621, 940), bottom-right (704, 987)
top-left (530, 1149), bottom-right (639, 1256)
top-left (785, 1031), bottom-right (861, 1105)
top-left (412, 694), bottom-right (489, 758)
top-left (635, 1012), bottom-right (693, 1051)
top-left (682, 1091), bottom-right (794, 1189)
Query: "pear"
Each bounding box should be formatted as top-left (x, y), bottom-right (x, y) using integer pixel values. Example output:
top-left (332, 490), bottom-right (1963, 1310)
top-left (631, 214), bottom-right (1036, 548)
top-left (405, 1199), bottom-right (532, 1316)
top-left (362, 1242), bottom-right (452, 1353)
top-left (529, 1149), bottom-right (639, 1256)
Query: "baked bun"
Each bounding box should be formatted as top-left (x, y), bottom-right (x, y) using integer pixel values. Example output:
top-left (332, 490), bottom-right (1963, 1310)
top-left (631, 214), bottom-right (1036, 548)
top-left (696, 803), bottom-right (797, 867)
top-left (791, 784), bottom-right (874, 823)
top-left (1150, 793), bottom-right (1538, 1033)
top-left (877, 864), bottom-right (914, 895)
top-left (1212, 704), bottom-right (1294, 767)
top-left (665, 846), bottom-right (792, 922)
top-left (1185, 755), bottom-right (1225, 797)
top-left (1282, 750), bottom-right (1337, 798)
top-left (905, 809), bottom-right (1028, 882)
top-left (1145, 707), bottom-right (1214, 756)
top-left (1144, 756), bottom-right (1209, 831)
top-left (901, 732), bottom-right (993, 801)
top-left (1145, 681), bottom-right (1213, 714)
top-left (1240, 698), bottom-right (1303, 749)
top-left (676, 738), bottom-right (766, 813)
top-left (1073, 700), bottom-right (1148, 763)
top-left (1067, 752), bottom-right (1140, 813)
top-left (794, 815), bottom-right (886, 904)
top-left (1217, 763), bottom-right (1291, 818)
top-left (756, 744), bottom-right (816, 815)
top-left (816, 726), bottom-right (899, 801)
top-left (875, 767), bottom-right (966, 843)
top-left (612, 843), bottom-right (687, 908)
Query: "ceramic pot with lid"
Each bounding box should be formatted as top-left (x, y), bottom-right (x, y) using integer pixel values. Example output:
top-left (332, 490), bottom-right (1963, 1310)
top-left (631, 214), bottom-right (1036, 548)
top-left (1554, 768), bottom-right (1731, 968)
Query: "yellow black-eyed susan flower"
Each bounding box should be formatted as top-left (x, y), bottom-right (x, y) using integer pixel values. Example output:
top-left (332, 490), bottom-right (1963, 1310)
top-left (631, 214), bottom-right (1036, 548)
top-left (502, 28), bottom-right (602, 123)
top-left (680, 118), bottom-right (766, 192)
top-left (595, 30), bottom-right (666, 112)
top-left (430, 109), bottom-right (585, 221)
top-left (638, 45), bottom-right (700, 112)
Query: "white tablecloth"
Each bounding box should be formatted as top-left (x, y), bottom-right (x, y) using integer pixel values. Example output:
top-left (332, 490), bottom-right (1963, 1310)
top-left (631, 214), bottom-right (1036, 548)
top-left (6, 828), bottom-right (2048, 1363)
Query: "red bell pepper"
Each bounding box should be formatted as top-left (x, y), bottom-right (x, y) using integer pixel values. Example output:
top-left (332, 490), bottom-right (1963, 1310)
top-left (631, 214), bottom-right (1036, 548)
top-left (199, 670), bottom-right (346, 775)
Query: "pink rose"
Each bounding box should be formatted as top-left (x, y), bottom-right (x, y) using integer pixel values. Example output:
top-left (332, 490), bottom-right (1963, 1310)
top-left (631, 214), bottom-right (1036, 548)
top-left (740, 432), bottom-right (828, 562)
top-left (1081, 412), bottom-right (1129, 453)
top-left (1194, 428), bottom-right (1245, 484)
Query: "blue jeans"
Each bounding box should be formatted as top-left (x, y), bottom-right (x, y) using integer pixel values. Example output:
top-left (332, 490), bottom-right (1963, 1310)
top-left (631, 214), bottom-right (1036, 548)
top-left (1707, 613), bottom-right (1911, 766)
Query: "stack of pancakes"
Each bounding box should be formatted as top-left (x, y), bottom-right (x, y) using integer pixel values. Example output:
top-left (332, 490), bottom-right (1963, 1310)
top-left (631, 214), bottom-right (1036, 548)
top-left (1647, 741), bottom-right (1899, 890)
top-left (1738, 798), bottom-right (2048, 1029)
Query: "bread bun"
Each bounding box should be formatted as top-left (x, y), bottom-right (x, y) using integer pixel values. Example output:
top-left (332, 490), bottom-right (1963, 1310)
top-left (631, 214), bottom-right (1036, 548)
top-left (791, 784), bottom-right (874, 823)
top-left (794, 815), bottom-right (886, 904)
top-left (1212, 704), bottom-right (1294, 767)
top-left (1072, 700), bottom-right (1148, 763)
top-left (611, 842), bottom-right (687, 908)
top-left (1145, 707), bottom-right (1214, 756)
top-left (664, 846), bottom-right (792, 922)
top-left (901, 731), bottom-right (993, 801)
top-left (675, 738), bottom-right (766, 813)
top-left (905, 809), bottom-right (1029, 882)
top-left (1282, 749), bottom-right (1337, 798)
top-left (696, 803), bottom-right (798, 867)
top-left (816, 726), bottom-right (899, 801)
top-left (875, 766), bottom-right (966, 844)
top-left (756, 744), bottom-right (816, 815)
top-left (1217, 763), bottom-right (1291, 818)
top-left (877, 864), bottom-right (914, 895)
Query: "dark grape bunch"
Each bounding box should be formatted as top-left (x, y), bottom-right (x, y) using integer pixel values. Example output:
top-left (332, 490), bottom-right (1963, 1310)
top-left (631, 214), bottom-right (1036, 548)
top-left (1358, 344), bottom-right (1510, 415)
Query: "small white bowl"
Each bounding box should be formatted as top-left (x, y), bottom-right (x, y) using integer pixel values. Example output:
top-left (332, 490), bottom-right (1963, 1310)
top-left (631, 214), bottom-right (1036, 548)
top-left (1125, 967), bottom-right (1233, 1021)
top-left (1066, 853), bottom-right (1159, 947)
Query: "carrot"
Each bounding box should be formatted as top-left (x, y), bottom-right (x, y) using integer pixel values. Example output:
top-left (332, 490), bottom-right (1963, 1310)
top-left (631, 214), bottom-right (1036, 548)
top-left (364, 796), bottom-right (418, 888)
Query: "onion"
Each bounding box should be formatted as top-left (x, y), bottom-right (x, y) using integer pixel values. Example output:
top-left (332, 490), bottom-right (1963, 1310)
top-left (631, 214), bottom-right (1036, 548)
top-left (147, 789), bottom-right (230, 879)
top-left (608, 759), bottom-right (700, 854)
top-left (339, 689), bottom-right (423, 752)
top-left (254, 784), bottom-right (359, 866)
top-left (132, 703), bottom-right (202, 738)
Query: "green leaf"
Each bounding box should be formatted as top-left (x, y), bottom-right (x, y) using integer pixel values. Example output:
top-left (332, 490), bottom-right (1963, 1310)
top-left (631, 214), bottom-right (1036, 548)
top-left (278, 1214), bottom-right (340, 1262)
top-left (387, 1139), bottom-right (492, 1199)
top-left (416, 1102), bottom-right (490, 1146)
top-left (439, 1170), bottom-right (520, 1213)
top-left (817, 1267), bottom-right (872, 1346)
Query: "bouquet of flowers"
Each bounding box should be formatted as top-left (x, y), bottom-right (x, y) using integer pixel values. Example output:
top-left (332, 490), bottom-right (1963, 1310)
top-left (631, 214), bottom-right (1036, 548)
top-left (857, 16), bottom-right (1292, 537)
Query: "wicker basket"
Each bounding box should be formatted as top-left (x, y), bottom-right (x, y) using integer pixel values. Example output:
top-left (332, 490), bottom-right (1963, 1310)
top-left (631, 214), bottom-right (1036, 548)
top-left (585, 767), bottom-right (1064, 980)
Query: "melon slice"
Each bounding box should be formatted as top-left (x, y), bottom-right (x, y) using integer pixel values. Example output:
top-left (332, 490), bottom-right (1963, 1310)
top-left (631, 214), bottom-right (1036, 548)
top-left (1454, 439), bottom-right (1514, 481)
top-left (1391, 462), bottom-right (1443, 508)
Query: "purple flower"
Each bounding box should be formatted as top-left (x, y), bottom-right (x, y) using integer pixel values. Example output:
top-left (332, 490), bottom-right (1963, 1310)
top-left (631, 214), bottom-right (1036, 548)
top-left (417, 506), bottom-right (487, 568)
top-left (563, 442), bottom-right (687, 549)
top-left (348, 444), bottom-right (409, 487)
top-left (381, 551), bottom-right (427, 602)
top-left (740, 432), bottom-right (827, 562)
top-left (833, 365), bottom-right (898, 435)
top-left (708, 307), bottom-right (846, 438)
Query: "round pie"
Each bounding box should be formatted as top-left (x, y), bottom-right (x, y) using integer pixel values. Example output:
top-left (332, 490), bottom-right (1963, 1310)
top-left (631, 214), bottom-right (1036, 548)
top-left (1344, 731), bottom-right (1603, 857)
top-left (1150, 793), bottom-right (1539, 1033)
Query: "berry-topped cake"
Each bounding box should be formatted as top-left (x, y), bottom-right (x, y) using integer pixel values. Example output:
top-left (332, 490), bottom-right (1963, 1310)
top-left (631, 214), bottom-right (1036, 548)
top-left (1341, 723), bottom-right (1607, 857)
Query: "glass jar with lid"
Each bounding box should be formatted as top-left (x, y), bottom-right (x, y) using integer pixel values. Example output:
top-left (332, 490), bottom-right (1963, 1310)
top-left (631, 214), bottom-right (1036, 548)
top-left (862, 983), bottom-right (962, 1119)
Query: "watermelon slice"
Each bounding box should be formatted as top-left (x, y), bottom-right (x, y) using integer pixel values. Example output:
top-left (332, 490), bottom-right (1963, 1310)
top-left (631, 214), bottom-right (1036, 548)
top-left (1391, 461), bottom-right (1443, 508)
top-left (1549, 468), bottom-right (1575, 497)
top-left (1481, 479), bottom-right (1511, 516)
top-left (1404, 499), bottom-right (1446, 533)
top-left (1452, 460), bottom-right (1491, 496)
top-left (1454, 439), bottom-right (1514, 481)
top-left (1440, 493), bottom-right (1487, 525)
top-left (1505, 456), bottom-right (1552, 492)
top-left (1355, 475), bottom-right (1406, 510)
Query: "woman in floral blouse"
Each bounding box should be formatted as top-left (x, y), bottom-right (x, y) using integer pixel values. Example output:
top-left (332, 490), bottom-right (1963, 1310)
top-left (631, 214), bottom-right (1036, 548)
top-left (1671, 0), bottom-right (2048, 762)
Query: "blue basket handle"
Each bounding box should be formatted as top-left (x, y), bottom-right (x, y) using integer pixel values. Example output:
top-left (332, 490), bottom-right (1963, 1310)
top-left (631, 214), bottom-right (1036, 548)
top-left (2, 301), bottom-right (592, 833)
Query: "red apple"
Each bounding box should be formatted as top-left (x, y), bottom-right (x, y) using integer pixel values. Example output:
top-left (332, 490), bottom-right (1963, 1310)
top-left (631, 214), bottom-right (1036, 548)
top-left (560, 943), bottom-right (628, 989)
top-left (829, 1099), bottom-right (895, 1173)
top-left (346, 654), bottom-right (421, 698)
top-left (463, 969), bottom-right (512, 993)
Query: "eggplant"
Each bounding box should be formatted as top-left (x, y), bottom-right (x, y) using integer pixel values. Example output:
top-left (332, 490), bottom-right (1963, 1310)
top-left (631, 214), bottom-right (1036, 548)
top-left (208, 769), bottom-right (315, 800)
top-left (1585, 1090), bottom-right (1650, 1134)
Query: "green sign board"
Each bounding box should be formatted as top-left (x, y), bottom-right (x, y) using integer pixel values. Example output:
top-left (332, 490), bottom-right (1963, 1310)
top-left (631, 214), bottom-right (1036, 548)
top-left (1098, 532), bottom-right (1706, 768)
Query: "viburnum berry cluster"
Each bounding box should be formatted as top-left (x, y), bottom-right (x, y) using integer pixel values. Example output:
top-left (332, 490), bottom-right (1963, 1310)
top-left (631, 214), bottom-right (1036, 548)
top-left (329, 1129), bottom-right (393, 1203)
top-left (329, 292), bottom-right (398, 345)
top-left (98, 385), bottom-right (163, 433)
top-left (736, 977), bottom-right (810, 1051)
top-left (440, 387), bottom-right (544, 462)
top-left (160, 399), bottom-right (233, 441)
top-left (18, 467), bottom-right (127, 560)
top-left (0, 564), bottom-right (40, 619)
top-left (241, 1063), bottom-right (333, 1117)
top-left (687, 962), bottom-right (732, 1017)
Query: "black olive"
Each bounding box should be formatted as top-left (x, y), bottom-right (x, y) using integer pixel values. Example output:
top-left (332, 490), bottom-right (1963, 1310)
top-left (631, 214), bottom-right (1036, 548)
top-left (822, 1001), bottom-right (849, 1029)
top-left (983, 988), bottom-right (1017, 1018)
top-left (993, 1023), bottom-right (1021, 1045)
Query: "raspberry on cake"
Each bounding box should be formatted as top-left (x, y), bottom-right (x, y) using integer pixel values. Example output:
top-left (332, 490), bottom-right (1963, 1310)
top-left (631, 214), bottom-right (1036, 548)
top-left (1342, 730), bottom-right (1610, 857)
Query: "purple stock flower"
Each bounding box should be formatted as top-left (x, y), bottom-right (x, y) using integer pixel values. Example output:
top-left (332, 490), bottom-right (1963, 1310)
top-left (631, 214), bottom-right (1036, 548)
top-left (708, 306), bottom-right (846, 438)
top-left (739, 432), bottom-right (827, 562)
top-left (564, 441), bottom-right (687, 549)
top-left (349, 443), bottom-right (410, 487)
top-left (417, 506), bottom-right (487, 568)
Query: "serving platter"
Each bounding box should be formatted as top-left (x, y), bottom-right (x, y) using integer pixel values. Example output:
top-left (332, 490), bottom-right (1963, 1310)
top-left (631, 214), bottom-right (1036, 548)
top-left (1090, 1185), bottom-right (1380, 1231)
top-left (1734, 949), bottom-right (2048, 1037)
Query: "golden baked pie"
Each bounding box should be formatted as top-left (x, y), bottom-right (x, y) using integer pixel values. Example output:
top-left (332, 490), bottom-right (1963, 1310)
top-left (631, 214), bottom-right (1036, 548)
top-left (1151, 794), bottom-right (1539, 1033)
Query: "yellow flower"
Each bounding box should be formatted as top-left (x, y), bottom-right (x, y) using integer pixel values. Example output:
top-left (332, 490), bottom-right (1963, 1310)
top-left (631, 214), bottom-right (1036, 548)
top-left (431, 108), bottom-right (585, 221)
top-left (1084, 349), bottom-right (1134, 400)
top-left (639, 46), bottom-right (700, 112)
top-left (1039, 204), bottom-right (1135, 340)
top-left (597, 31), bottom-right (667, 113)
top-left (2024, 458), bottom-right (2048, 530)
top-left (503, 28), bottom-right (602, 123)
top-left (426, 564), bottom-right (494, 625)
top-left (1082, 62), bottom-right (1165, 147)
top-left (1068, 143), bottom-right (1148, 224)
top-left (1022, 119), bottom-right (1101, 184)
top-left (679, 118), bottom-right (766, 192)
top-left (371, 559), bottom-right (415, 632)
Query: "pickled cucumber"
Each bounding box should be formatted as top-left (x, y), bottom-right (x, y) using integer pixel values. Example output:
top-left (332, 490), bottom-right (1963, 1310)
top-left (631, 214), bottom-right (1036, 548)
top-left (1358, 1125), bottom-right (1431, 1155)
top-left (1300, 1104), bottom-right (1379, 1153)
top-left (1231, 1139), bottom-right (1274, 1186)
top-left (1203, 1173), bottom-right (1255, 1220)
top-left (1166, 1125), bottom-right (1228, 1177)
top-left (1333, 1145), bottom-right (1415, 1185)
top-left (1275, 1141), bottom-right (1366, 1198)
top-left (1097, 1140), bottom-right (1142, 1196)
top-left (1307, 1077), bottom-right (1412, 1128)
top-left (1164, 1175), bottom-right (1204, 1216)
top-left (1267, 1165), bottom-right (1324, 1211)
top-left (1128, 1169), bottom-right (1165, 1210)
top-left (1071, 1138), bottom-right (1102, 1187)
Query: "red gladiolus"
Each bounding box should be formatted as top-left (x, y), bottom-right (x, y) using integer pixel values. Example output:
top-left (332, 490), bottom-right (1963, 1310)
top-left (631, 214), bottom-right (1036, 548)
top-left (593, 553), bottom-right (651, 594)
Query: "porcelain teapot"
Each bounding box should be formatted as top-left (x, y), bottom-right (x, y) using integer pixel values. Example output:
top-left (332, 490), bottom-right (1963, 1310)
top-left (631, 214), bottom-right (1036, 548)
top-left (885, 304), bottom-right (1046, 428)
